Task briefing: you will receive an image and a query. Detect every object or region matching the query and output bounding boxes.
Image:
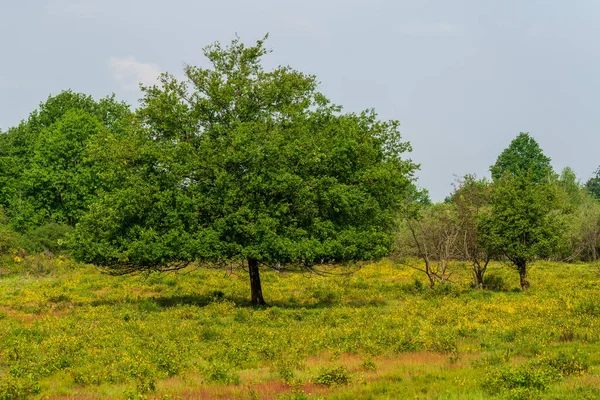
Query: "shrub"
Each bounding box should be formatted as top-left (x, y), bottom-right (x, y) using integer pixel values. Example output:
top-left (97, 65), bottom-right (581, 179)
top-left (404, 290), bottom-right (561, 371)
top-left (576, 299), bottom-right (600, 316)
top-left (310, 283), bottom-right (341, 304)
top-left (203, 361), bottom-right (240, 385)
top-left (483, 363), bottom-right (558, 395)
top-left (483, 351), bottom-right (590, 397)
top-left (313, 366), bottom-right (351, 387)
top-left (540, 351), bottom-right (589, 377)
top-left (483, 273), bottom-right (509, 291)
top-left (361, 359), bottom-right (377, 371)
top-left (272, 354), bottom-right (304, 385)
top-left (20, 222), bottom-right (73, 254)
top-left (427, 281), bottom-right (460, 297)
top-left (0, 376), bottom-right (41, 400)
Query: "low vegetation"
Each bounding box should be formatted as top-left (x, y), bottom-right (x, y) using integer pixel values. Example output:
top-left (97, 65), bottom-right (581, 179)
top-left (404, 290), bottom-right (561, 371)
top-left (0, 257), bottom-right (599, 398)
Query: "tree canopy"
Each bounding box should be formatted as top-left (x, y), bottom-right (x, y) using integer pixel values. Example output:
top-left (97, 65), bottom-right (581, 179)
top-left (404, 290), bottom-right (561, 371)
top-left (71, 37), bottom-right (418, 305)
top-left (0, 91), bottom-right (132, 231)
top-left (490, 132), bottom-right (553, 183)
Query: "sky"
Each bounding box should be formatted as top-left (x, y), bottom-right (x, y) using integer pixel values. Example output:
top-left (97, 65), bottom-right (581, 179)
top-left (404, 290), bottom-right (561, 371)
top-left (1, 0), bottom-right (599, 201)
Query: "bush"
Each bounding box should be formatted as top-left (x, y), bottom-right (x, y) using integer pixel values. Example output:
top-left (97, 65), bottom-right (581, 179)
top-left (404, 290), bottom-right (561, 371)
top-left (310, 283), bottom-right (341, 305)
top-left (203, 361), bottom-right (240, 385)
top-left (0, 209), bottom-right (18, 259)
top-left (483, 351), bottom-right (590, 397)
top-left (483, 273), bottom-right (509, 291)
top-left (313, 366), bottom-right (351, 387)
top-left (0, 376), bottom-right (41, 400)
top-left (361, 359), bottom-right (377, 371)
top-left (273, 357), bottom-right (303, 385)
top-left (20, 222), bottom-right (73, 254)
top-left (576, 299), bottom-right (600, 316)
top-left (483, 363), bottom-right (558, 396)
top-left (541, 351), bottom-right (589, 377)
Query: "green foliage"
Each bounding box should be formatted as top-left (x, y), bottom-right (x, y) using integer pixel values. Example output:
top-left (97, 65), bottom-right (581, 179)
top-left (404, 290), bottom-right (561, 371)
top-left (484, 362), bottom-right (559, 397)
top-left (314, 366), bottom-right (351, 387)
top-left (490, 132), bottom-right (553, 183)
top-left (203, 361), bottom-right (240, 385)
top-left (482, 137), bottom-right (565, 289)
top-left (483, 351), bottom-right (589, 398)
top-left (0, 376), bottom-right (41, 400)
top-left (18, 223), bottom-right (73, 254)
top-left (480, 172), bottom-right (563, 263)
top-left (586, 167), bottom-right (600, 200)
top-left (482, 272), bottom-right (509, 291)
top-left (72, 36), bottom-right (417, 303)
top-left (555, 191), bottom-right (600, 261)
top-left (0, 90), bottom-right (132, 231)
top-left (360, 359), bottom-right (377, 371)
top-left (557, 166), bottom-right (584, 207)
top-left (0, 209), bottom-right (16, 258)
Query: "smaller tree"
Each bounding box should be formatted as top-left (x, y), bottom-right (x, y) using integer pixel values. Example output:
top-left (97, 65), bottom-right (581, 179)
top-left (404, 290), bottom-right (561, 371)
top-left (479, 171), bottom-right (563, 290)
top-left (451, 174), bottom-right (492, 289)
top-left (400, 201), bottom-right (460, 287)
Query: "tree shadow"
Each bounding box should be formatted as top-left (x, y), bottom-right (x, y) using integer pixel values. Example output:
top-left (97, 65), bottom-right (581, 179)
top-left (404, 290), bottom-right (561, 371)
top-left (90, 293), bottom-right (387, 310)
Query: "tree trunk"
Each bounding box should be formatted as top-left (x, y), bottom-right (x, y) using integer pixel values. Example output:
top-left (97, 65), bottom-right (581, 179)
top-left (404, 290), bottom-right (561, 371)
top-left (516, 259), bottom-right (529, 291)
top-left (248, 258), bottom-right (266, 306)
top-left (473, 268), bottom-right (484, 289)
top-left (423, 259), bottom-right (436, 288)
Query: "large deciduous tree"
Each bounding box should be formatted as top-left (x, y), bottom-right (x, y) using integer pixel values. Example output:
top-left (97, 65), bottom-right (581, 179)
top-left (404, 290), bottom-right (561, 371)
top-left (72, 36), bottom-right (418, 305)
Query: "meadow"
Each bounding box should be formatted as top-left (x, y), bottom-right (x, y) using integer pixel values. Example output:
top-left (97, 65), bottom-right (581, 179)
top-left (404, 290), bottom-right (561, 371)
top-left (1, 256), bottom-right (600, 399)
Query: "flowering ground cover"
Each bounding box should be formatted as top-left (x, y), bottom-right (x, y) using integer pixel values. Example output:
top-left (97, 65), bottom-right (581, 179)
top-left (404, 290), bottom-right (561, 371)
top-left (0, 257), bottom-right (599, 399)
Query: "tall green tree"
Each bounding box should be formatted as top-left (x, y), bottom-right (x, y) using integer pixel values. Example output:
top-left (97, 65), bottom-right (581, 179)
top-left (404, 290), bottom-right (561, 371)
top-left (482, 134), bottom-right (562, 290)
top-left (490, 132), bottom-right (553, 183)
top-left (72, 36), bottom-right (418, 305)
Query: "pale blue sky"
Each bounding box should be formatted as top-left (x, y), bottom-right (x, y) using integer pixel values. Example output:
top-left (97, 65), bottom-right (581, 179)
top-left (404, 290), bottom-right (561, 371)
top-left (1, 0), bottom-right (599, 200)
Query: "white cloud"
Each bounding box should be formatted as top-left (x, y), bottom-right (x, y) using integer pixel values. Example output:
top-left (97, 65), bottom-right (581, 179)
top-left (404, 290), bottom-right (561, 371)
top-left (107, 56), bottom-right (162, 91)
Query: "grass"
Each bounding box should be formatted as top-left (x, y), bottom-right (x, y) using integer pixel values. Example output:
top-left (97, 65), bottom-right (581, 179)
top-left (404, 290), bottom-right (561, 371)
top-left (0, 255), bottom-right (600, 399)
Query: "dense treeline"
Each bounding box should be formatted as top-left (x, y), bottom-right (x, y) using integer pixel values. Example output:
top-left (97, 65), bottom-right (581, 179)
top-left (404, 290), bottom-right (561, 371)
top-left (1, 37), bottom-right (600, 302)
